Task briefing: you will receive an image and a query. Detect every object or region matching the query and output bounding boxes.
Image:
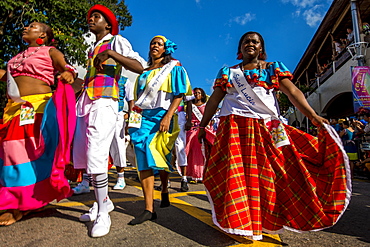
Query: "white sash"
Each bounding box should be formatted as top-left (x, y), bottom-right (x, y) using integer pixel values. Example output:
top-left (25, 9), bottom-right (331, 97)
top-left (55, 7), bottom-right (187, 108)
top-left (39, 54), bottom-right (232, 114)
top-left (230, 66), bottom-right (290, 148)
top-left (135, 60), bottom-right (178, 108)
top-left (6, 66), bottom-right (36, 125)
top-left (192, 104), bottom-right (203, 122)
top-left (7, 65), bottom-right (26, 103)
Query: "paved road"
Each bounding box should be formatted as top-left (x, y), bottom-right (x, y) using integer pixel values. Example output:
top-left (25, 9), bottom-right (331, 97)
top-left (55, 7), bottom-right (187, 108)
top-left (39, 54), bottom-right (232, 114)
top-left (0, 168), bottom-right (369, 247)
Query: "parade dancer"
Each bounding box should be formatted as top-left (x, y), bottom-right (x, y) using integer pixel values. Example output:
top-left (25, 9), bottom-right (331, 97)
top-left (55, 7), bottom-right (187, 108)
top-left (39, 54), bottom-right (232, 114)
top-left (110, 78), bottom-right (135, 190)
top-left (128, 35), bottom-right (192, 225)
top-left (0, 22), bottom-right (76, 225)
top-left (185, 88), bottom-right (215, 183)
top-left (198, 31), bottom-right (351, 240)
top-left (73, 5), bottom-right (143, 237)
top-left (172, 94), bottom-right (194, 192)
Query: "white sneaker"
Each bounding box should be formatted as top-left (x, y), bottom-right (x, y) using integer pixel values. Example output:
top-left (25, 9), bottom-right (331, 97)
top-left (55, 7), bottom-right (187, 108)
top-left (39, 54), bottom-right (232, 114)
top-left (73, 183), bottom-right (90, 194)
top-left (79, 200), bottom-right (115, 222)
top-left (113, 178), bottom-right (126, 190)
top-left (91, 213), bottom-right (111, 238)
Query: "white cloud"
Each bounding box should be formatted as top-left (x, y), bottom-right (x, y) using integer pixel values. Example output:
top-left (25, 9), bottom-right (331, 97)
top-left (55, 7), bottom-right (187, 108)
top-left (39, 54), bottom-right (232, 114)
top-left (195, 0), bottom-right (200, 3)
top-left (303, 5), bottom-right (325, 27)
top-left (293, 10), bottom-right (301, 17)
top-left (281, 0), bottom-right (318, 8)
top-left (208, 85), bottom-right (214, 95)
top-left (205, 78), bottom-right (214, 85)
top-left (231, 13), bottom-right (255, 26)
top-left (281, 0), bottom-right (332, 27)
top-left (224, 33), bottom-right (232, 45)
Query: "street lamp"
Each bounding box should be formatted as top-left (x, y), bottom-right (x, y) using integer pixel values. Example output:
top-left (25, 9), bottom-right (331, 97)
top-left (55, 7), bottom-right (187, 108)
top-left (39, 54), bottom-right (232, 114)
top-left (347, 41), bottom-right (368, 65)
top-left (350, 0), bottom-right (367, 66)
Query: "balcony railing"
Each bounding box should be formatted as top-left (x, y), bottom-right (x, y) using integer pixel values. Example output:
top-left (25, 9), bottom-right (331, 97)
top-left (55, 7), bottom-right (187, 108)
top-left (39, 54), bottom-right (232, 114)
top-left (307, 50), bottom-right (352, 95)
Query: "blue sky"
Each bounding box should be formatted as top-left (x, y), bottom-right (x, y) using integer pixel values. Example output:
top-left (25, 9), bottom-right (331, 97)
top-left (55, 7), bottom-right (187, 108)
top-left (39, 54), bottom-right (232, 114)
top-left (122, 0), bottom-right (333, 94)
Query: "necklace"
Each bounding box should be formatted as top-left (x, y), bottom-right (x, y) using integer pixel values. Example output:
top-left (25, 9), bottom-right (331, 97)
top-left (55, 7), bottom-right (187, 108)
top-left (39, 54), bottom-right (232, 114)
top-left (240, 60), bottom-right (262, 83)
top-left (13, 46), bottom-right (42, 69)
top-left (241, 61), bottom-right (271, 94)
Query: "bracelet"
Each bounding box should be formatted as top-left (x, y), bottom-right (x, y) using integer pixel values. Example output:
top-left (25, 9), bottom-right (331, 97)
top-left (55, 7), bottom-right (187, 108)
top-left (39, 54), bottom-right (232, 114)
top-left (64, 70), bottom-right (76, 78)
top-left (64, 64), bottom-right (78, 79)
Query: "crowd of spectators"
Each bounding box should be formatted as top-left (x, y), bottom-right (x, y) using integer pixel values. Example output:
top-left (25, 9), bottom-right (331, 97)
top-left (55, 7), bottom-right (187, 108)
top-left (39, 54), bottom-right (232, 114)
top-left (316, 24), bottom-right (369, 81)
top-left (328, 108), bottom-right (370, 179)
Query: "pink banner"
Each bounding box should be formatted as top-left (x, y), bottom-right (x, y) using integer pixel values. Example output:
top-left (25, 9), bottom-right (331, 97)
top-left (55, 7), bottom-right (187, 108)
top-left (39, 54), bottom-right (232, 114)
top-left (352, 66), bottom-right (370, 113)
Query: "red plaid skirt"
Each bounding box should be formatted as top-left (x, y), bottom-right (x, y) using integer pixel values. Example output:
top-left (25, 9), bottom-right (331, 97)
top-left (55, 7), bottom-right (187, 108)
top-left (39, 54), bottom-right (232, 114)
top-left (204, 115), bottom-right (350, 240)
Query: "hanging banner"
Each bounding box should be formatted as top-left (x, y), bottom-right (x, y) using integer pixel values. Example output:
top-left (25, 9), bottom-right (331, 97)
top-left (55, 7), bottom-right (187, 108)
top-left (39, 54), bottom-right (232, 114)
top-left (352, 66), bottom-right (370, 113)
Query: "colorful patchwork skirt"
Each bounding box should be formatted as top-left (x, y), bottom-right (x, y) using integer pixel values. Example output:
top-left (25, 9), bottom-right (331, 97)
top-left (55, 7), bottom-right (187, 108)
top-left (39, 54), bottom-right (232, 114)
top-left (129, 108), bottom-right (180, 172)
top-left (204, 115), bottom-right (351, 240)
top-left (0, 82), bottom-right (76, 211)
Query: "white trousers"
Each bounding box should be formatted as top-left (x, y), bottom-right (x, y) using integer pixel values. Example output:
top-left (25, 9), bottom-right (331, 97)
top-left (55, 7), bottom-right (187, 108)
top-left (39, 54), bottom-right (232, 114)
top-left (73, 101), bottom-right (118, 174)
top-left (110, 111), bottom-right (128, 168)
top-left (175, 111), bottom-right (187, 168)
top-left (125, 135), bottom-right (137, 167)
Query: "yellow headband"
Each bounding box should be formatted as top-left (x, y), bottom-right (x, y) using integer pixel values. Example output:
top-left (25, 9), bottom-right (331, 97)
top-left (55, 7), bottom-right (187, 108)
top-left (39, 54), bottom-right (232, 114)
top-left (152, 35), bottom-right (167, 43)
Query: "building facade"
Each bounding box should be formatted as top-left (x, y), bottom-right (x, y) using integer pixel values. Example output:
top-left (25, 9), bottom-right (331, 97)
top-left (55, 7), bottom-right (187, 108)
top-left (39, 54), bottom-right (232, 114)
top-left (285, 0), bottom-right (370, 128)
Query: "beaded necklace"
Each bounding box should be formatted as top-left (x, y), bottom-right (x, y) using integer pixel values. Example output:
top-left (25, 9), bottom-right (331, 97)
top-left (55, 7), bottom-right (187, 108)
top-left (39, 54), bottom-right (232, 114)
top-left (13, 46), bottom-right (42, 69)
top-left (240, 60), bottom-right (262, 86)
top-left (240, 60), bottom-right (272, 95)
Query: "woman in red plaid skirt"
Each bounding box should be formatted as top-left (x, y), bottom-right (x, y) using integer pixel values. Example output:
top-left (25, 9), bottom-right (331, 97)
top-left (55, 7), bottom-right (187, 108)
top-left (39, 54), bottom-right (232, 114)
top-left (198, 31), bottom-right (351, 240)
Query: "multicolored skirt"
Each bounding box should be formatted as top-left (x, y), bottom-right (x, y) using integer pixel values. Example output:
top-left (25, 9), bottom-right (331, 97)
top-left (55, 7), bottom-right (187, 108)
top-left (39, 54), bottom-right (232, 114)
top-left (129, 108), bottom-right (179, 172)
top-left (0, 81), bottom-right (76, 211)
top-left (204, 115), bottom-right (351, 240)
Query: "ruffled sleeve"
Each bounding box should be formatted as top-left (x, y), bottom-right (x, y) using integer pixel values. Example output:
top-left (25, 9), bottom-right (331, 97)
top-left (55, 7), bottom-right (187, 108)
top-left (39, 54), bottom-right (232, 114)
top-left (170, 64), bottom-right (192, 96)
top-left (213, 62), bottom-right (293, 91)
top-left (266, 61), bottom-right (293, 89)
top-left (213, 66), bottom-right (233, 92)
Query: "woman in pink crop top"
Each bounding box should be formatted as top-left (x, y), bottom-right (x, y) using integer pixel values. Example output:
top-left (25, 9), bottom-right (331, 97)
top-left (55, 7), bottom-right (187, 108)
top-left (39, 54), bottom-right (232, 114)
top-left (0, 22), bottom-right (75, 94)
top-left (0, 22), bottom-right (77, 226)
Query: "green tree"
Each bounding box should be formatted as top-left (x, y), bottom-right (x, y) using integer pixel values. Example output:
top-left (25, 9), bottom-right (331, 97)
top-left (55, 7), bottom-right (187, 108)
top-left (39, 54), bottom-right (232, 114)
top-left (0, 0), bottom-right (132, 66)
top-left (277, 85), bottom-right (312, 114)
top-left (0, 0), bottom-right (132, 115)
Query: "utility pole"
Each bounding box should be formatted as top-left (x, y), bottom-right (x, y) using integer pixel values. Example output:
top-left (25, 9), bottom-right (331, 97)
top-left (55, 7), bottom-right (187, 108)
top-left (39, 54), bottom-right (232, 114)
top-left (350, 0), bottom-right (364, 66)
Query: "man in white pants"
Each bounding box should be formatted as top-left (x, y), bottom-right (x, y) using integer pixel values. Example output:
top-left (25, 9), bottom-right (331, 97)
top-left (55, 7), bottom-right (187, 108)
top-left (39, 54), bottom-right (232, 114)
top-left (174, 95), bottom-right (195, 192)
top-left (110, 78), bottom-right (137, 190)
top-left (73, 4), bottom-right (143, 238)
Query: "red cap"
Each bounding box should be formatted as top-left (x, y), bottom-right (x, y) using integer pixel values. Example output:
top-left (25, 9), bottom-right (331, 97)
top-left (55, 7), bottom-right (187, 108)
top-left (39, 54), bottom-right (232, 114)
top-left (87, 4), bottom-right (119, 35)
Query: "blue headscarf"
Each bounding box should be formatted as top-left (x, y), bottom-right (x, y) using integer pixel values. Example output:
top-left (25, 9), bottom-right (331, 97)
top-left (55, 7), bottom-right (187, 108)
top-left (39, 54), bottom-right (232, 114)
top-left (152, 35), bottom-right (177, 54)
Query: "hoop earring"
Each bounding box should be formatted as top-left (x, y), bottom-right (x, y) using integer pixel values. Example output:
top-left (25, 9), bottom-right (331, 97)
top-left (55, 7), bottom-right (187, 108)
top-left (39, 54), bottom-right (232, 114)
top-left (36, 38), bottom-right (44, 45)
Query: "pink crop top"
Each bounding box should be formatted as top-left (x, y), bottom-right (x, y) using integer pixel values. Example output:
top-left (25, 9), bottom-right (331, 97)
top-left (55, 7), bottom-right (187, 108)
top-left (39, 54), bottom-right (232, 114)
top-left (8, 46), bottom-right (57, 86)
